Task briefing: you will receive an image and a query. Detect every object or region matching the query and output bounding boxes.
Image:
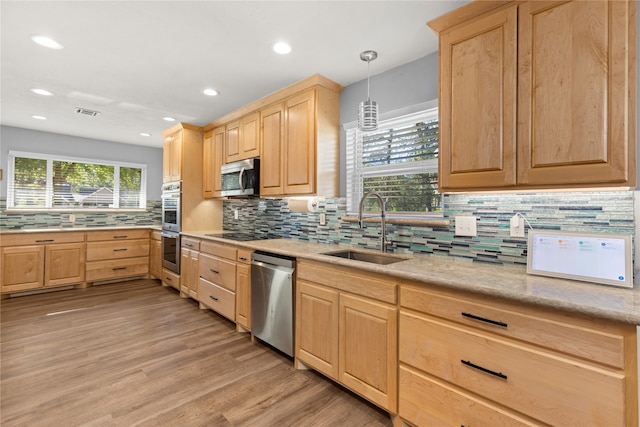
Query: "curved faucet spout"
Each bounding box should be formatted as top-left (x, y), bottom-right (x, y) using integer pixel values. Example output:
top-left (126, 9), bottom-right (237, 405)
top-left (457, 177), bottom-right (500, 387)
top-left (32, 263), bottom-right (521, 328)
top-left (357, 192), bottom-right (389, 252)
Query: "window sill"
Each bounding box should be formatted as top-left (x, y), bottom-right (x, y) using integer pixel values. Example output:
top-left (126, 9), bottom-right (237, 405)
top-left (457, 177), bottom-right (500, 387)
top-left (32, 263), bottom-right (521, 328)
top-left (341, 216), bottom-right (450, 228)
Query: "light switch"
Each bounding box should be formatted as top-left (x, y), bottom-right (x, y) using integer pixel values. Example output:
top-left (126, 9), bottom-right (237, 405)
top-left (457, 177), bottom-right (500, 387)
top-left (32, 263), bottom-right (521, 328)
top-left (455, 216), bottom-right (477, 237)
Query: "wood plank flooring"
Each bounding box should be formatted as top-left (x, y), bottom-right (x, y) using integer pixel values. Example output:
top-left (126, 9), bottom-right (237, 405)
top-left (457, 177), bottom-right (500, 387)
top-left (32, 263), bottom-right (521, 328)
top-left (1, 279), bottom-right (393, 427)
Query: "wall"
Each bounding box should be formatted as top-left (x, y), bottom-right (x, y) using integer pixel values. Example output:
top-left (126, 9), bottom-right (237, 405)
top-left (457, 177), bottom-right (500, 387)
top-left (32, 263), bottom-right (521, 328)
top-left (0, 125), bottom-right (163, 229)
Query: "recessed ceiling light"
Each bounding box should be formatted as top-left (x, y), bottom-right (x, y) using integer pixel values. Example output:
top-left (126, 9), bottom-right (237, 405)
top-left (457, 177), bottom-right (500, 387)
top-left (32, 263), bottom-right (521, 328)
top-left (163, 116), bottom-right (176, 122)
top-left (140, 132), bottom-right (152, 137)
top-left (203, 88), bottom-right (219, 97)
top-left (32, 115), bottom-right (47, 120)
top-left (31, 35), bottom-right (63, 50)
top-left (31, 88), bottom-right (54, 96)
top-left (272, 41), bottom-right (292, 55)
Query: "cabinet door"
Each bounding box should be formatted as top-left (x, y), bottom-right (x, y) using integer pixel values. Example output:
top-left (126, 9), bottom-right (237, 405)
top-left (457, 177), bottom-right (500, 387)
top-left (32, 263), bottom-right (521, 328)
top-left (260, 103), bottom-right (285, 196)
top-left (517, 0), bottom-right (635, 186)
top-left (439, 5), bottom-right (517, 190)
top-left (162, 135), bottom-right (172, 182)
top-left (241, 112), bottom-right (260, 159)
top-left (202, 131), bottom-right (214, 198)
top-left (169, 131), bottom-right (182, 181)
top-left (339, 293), bottom-right (397, 412)
top-left (296, 280), bottom-right (339, 379)
top-left (149, 239), bottom-right (162, 279)
top-left (203, 126), bottom-right (225, 198)
top-left (225, 120), bottom-right (241, 163)
top-left (45, 242), bottom-right (85, 287)
top-left (235, 263), bottom-right (251, 329)
top-left (284, 90), bottom-right (316, 194)
top-left (1, 245), bottom-right (45, 292)
top-left (180, 247), bottom-right (191, 295)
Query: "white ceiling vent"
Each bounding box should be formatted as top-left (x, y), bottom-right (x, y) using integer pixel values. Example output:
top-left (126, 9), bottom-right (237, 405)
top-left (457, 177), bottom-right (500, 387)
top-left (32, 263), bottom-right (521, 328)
top-left (75, 107), bottom-right (100, 117)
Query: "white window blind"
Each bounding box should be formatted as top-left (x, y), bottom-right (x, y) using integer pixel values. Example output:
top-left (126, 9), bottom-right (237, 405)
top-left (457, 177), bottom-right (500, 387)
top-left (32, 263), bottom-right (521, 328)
top-left (7, 151), bottom-right (147, 210)
top-left (346, 107), bottom-right (440, 216)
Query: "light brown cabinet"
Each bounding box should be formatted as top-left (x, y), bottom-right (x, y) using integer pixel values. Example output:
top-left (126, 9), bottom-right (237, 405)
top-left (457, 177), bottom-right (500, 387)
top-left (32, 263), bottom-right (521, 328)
top-left (197, 241), bottom-right (237, 321)
top-left (0, 232), bottom-right (85, 294)
top-left (202, 127), bottom-right (225, 199)
top-left (225, 112), bottom-right (260, 164)
top-left (398, 283), bottom-right (638, 427)
top-left (180, 237), bottom-right (200, 299)
top-left (163, 129), bottom-right (183, 183)
top-left (235, 248), bottom-right (252, 331)
top-left (296, 260), bottom-right (397, 413)
top-left (149, 230), bottom-right (162, 279)
top-left (260, 87), bottom-right (340, 196)
top-left (85, 229), bottom-right (149, 283)
top-left (430, 0), bottom-right (636, 191)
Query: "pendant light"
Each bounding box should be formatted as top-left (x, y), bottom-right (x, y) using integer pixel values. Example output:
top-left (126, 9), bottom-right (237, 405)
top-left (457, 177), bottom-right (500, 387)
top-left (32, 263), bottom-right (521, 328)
top-left (358, 50), bottom-right (379, 132)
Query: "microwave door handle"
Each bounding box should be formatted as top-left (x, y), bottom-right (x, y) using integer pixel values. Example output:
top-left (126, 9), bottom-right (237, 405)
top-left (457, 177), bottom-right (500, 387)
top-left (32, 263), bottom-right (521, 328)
top-left (239, 167), bottom-right (246, 192)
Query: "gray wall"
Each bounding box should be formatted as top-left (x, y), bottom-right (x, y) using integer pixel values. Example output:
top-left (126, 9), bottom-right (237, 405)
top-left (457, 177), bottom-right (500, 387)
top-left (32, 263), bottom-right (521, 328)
top-left (0, 125), bottom-right (163, 200)
top-left (339, 52), bottom-right (439, 195)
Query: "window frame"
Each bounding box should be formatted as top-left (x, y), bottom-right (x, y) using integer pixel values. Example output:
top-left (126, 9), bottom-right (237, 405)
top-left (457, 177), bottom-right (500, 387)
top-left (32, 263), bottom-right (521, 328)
top-left (345, 101), bottom-right (442, 218)
top-left (6, 150), bottom-right (147, 211)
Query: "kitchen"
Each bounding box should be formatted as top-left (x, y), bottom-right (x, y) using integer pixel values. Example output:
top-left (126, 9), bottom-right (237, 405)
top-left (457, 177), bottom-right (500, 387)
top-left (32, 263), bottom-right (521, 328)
top-left (1, 1), bottom-right (639, 426)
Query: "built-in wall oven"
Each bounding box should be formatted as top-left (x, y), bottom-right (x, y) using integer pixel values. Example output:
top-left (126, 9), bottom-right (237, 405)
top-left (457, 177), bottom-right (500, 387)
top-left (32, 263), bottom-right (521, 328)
top-left (161, 181), bottom-right (181, 273)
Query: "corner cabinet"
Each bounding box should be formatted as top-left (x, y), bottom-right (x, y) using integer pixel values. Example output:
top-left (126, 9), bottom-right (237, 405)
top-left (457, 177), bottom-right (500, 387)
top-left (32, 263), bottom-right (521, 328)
top-left (260, 86), bottom-right (340, 197)
top-left (296, 260), bottom-right (398, 415)
top-left (430, 0), bottom-right (636, 191)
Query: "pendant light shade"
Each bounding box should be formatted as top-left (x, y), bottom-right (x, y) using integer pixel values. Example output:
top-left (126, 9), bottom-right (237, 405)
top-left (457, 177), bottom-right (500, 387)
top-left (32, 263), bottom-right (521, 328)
top-left (358, 50), bottom-right (379, 132)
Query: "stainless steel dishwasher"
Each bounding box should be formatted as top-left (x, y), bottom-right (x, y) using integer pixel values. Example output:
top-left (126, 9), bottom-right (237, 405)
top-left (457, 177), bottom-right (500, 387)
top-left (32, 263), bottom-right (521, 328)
top-left (251, 251), bottom-right (296, 357)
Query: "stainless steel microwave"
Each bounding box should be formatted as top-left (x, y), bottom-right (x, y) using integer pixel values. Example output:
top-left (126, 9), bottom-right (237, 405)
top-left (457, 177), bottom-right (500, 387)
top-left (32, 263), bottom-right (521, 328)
top-left (221, 158), bottom-right (260, 197)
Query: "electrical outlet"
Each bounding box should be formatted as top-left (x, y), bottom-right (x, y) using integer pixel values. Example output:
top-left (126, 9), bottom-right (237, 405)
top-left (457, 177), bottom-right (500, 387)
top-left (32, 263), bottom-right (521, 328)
top-left (319, 213), bottom-right (326, 226)
top-left (68, 213), bottom-right (76, 223)
top-left (510, 215), bottom-right (525, 237)
top-left (455, 216), bottom-right (477, 237)
top-left (234, 209), bottom-right (239, 220)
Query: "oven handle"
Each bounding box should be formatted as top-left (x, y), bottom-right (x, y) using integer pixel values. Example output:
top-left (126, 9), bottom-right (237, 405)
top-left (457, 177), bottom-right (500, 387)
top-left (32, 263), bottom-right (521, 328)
top-left (161, 232), bottom-right (179, 238)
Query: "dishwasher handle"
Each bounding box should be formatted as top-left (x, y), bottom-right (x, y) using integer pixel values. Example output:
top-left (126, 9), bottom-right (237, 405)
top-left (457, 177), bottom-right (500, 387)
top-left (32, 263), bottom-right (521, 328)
top-left (251, 260), bottom-right (294, 275)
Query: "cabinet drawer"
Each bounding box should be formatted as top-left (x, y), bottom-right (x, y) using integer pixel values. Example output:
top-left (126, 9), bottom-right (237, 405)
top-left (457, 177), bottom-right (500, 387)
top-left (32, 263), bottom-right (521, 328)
top-left (85, 257), bottom-right (149, 282)
top-left (162, 268), bottom-right (180, 290)
top-left (198, 253), bottom-right (236, 291)
top-left (401, 284), bottom-right (627, 368)
top-left (200, 240), bottom-right (237, 260)
top-left (399, 312), bottom-right (627, 427)
top-left (237, 249), bottom-right (252, 264)
top-left (181, 237), bottom-right (200, 251)
top-left (399, 365), bottom-right (540, 427)
top-left (198, 278), bottom-right (235, 321)
top-left (86, 239), bottom-right (149, 261)
top-left (1, 232), bottom-right (85, 247)
top-left (86, 229), bottom-right (149, 241)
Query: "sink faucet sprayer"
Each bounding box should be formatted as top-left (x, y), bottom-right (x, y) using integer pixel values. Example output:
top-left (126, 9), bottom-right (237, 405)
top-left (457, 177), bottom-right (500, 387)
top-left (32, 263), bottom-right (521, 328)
top-left (358, 191), bottom-right (390, 253)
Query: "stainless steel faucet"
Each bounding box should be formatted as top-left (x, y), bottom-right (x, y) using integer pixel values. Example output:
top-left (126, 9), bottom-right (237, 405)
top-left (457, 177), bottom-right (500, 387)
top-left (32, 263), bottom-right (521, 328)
top-left (358, 191), bottom-right (390, 253)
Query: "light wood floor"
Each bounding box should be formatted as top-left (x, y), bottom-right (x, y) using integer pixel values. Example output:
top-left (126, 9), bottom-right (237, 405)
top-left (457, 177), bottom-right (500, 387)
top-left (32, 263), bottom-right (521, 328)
top-left (1, 279), bottom-right (393, 427)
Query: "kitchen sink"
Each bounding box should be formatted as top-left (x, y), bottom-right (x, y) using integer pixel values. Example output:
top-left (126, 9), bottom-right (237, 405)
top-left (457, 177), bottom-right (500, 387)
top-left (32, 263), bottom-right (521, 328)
top-left (322, 250), bottom-right (408, 265)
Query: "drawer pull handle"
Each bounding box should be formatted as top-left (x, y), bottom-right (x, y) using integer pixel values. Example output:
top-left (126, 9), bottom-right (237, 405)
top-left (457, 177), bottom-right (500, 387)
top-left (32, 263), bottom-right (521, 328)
top-left (113, 235), bottom-right (128, 239)
top-left (185, 243), bottom-right (193, 247)
top-left (35, 239), bottom-right (55, 243)
top-left (461, 360), bottom-right (507, 380)
top-left (113, 248), bottom-right (128, 252)
top-left (165, 277), bottom-right (172, 281)
top-left (461, 312), bottom-right (507, 328)
top-left (239, 257), bottom-right (247, 261)
top-left (210, 269), bottom-right (219, 274)
top-left (112, 267), bottom-right (127, 271)
top-left (209, 295), bottom-right (219, 301)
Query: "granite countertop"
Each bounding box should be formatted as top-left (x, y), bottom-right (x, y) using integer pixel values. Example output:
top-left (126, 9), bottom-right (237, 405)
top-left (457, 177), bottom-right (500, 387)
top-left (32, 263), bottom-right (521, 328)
top-left (1, 225), bottom-right (161, 234)
top-left (183, 231), bottom-right (640, 325)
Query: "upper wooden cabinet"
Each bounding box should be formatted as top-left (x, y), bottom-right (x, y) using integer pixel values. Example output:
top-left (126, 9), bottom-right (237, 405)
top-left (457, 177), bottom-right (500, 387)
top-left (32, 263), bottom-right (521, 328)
top-left (204, 74), bottom-right (342, 198)
top-left (429, 0), bottom-right (636, 191)
top-left (203, 127), bottom-right (224, 199)
top-left (261, 86), bottom-right (340, 197)
top-left (225, 112), bottom-right (260, 164)
top-left (161, 123), bottom-right (203, 184)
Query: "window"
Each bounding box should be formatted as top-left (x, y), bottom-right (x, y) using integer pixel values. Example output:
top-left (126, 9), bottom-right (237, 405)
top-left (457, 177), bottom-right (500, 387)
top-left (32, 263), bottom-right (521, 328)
top-left (7, 151), bottom-right (147, 210)
top-left (346, 106), bottom-right (440, 216)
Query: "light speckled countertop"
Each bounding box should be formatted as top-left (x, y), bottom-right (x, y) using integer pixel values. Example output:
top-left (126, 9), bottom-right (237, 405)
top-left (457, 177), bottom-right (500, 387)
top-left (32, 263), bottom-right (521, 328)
top-left (1, 226), bottom-right (160, 234)
top-left (183, 231), bottom-right (640, 325)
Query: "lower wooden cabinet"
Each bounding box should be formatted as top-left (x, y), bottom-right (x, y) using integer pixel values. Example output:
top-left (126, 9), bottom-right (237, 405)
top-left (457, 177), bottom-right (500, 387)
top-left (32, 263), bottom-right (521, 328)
top-left (85, 229), bottom-right (149, 283)
top-left (197, 241), bottom-right (237, 321)
top-left (162, 268), bottom-right (180, 291)
top-left (180, 237), bottom-right (200, 299)
top-left (235, 248), bottom-right (253, 330)
top-left (398, 283), bottom-right (638, 427)
top-left (149, 231), bottom-right (162, 279)
top-left (295, 260), bottom-right (398, 413)
top-left (1, 232), bottom-right (85, 294)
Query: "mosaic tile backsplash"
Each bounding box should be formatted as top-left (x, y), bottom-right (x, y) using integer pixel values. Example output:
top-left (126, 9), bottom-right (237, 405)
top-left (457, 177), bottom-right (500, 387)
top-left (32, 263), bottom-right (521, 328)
top-left (0, 199), bottom-right (162, 230)
top-left (222, 191), bottom-right (635, 266)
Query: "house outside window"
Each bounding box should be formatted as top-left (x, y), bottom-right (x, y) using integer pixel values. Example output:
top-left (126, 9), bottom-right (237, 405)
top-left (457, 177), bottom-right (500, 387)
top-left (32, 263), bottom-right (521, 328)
top-left (345, 105), bottom-right (440, 216)
top-left (7, 151), bottom-right (147, 210)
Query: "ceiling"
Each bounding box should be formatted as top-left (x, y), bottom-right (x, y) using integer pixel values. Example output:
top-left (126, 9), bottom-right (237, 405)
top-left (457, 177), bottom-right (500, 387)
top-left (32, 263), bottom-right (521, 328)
top-left (1, 1), bottom-right (467, 149)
